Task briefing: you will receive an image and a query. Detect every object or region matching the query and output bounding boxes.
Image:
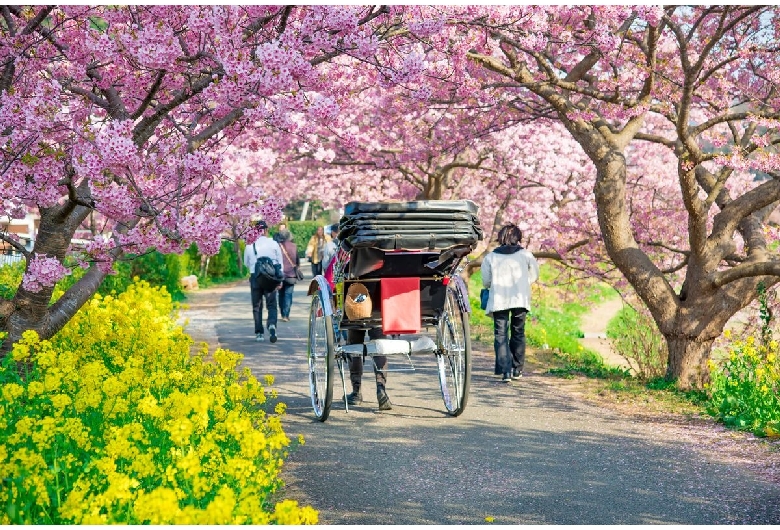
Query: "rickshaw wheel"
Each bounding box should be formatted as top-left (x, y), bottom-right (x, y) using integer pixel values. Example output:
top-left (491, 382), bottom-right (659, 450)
top-left (436, 285), bottom-right (471, 416)
top-left (308, 290), bottom-right (335, 421)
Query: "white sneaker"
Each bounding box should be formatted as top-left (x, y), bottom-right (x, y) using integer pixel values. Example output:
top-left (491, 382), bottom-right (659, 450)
top-left (256, 333), bottom-right (264, 342)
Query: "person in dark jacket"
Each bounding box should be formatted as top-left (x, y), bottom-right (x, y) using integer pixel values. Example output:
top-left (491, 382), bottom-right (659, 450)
top-left (276, 228), bottom-right (299, 322)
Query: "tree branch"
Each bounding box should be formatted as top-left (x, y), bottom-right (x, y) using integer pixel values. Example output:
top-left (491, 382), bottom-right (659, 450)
top-left (710, 260), bottom-right (780, 288)
top-left (133, 71), bottom-right (217, 146)
top-left (130, 70), bottom-right (167, 120)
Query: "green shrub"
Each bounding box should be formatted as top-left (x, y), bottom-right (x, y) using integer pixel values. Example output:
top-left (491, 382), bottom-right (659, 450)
top-left (269, 221), bottom-right (323, 258)
top-left (606, 305), bottom-right (668, 380)
top-left (1, 242), bottom-right (245, 304)
top-left (199, 241), bottom-right (242, 279)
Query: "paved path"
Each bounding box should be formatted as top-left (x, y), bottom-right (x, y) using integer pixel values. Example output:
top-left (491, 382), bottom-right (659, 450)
top-left (180, 275), bottom-right (780, 525)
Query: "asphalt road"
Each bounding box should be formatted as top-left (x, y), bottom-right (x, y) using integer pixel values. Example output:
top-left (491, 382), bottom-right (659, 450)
top-left (184, 273), bottom-right (780, 525)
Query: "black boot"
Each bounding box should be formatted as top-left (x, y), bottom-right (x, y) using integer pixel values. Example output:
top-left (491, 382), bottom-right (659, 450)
top-left (347, 390), bottom-right (363, 405)
top-left (377, 384), bottom-right (392, 411)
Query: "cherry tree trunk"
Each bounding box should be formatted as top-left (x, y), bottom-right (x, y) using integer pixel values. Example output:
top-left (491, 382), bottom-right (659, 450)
top-left (664, 336), bottom-right (715, 390)
top-left (0, 205), bottom-right (104, 358)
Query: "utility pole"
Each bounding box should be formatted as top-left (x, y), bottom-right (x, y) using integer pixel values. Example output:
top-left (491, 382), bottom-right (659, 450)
top-left (300, 201), bottom-right (309, 222)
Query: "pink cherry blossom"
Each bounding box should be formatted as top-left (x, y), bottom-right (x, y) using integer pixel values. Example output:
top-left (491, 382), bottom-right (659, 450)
top-left (22, 255), bottom-right (71, 293)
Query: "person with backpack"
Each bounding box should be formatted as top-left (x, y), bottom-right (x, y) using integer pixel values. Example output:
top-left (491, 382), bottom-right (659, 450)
top-left (243, 220), bottom-right (284, 343)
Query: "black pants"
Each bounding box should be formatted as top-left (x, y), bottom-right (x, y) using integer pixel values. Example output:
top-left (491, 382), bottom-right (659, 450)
top-left (251, 285), bottom-right (277, 334)
top-left (493, 308), bottom-right (528, 376)
top-left (348, 328), bottom-right (387, 392)
top-left (311, 262), bottom-right (323, 277)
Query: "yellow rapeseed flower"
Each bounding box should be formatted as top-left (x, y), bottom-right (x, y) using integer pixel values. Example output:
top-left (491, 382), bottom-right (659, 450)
top-left (129, 452), bottom-right (157, 479)
top-left (15, 416), bottom-right (34, 436)
top-left (94, 456), bottom-right (117, 476)
top-left (133, 487), bottom-right (181, 524)
top-left (138, 395), bottom-right (163, 419)
top-left (56, 350), bottom-right (77, 373)
top-left (11, 342), bottom-right (31, 361)
top-left (205, 485), bottom-right (237, 525)
top-left (2, 383), bottom-right (24, 401)
top-left (50, 393), bottom-right (72, 412)
top-left (31, 417), bottom-right (56, 450)
top-left (167, 417), bottom-right (194, 446)
top-left (60, 418), bottom-right (91, 449)
top-left (102, 376), bottom-right (124, 397)
top-left (102, 471), bottom-right (139, 502)
top-left (272, 500), bottom-right (318, 525)
top-left (176, 448), bottom-right (202, 479)
top-left (0, 279), bottom-right (310, 524)
top-left (213, 348), bottom-right (242, 373)
top-left (239, 430), bottom-right (267, 459)
top-left (26, 381), bottom-right (45, 398)
top-left (44, 370), bottom-right (63, 392)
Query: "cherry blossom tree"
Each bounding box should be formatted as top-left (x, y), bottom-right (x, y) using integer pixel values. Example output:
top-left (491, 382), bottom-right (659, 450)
top-left (0, 5), bottom-right (393, 355)
top-left (266, 5), bottom-right (778, 389)
top-left (5, 5), bottom-right (778, 392)
top-left (239, 62), bottom-right (595, 255)
top-left (446, 5), bottom-right (780, 388)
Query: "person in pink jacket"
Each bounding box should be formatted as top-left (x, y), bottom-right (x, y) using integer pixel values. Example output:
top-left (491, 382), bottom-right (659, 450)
top-left (481, 224), bottom-right (540, 383)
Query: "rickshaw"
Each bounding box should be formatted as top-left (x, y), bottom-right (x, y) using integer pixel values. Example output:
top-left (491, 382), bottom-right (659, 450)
top-left (306, 200), bottom-right (483, 421)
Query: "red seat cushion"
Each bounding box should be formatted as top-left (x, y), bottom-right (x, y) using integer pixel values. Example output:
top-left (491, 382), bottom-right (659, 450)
top-left (380, 277), bottom-right (421, 334)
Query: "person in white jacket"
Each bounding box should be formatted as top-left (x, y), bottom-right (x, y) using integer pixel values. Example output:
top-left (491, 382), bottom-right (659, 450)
top-left (481, 224), bottom-right (540, 383)
top-left (243, 220), bottom-right (283, 343)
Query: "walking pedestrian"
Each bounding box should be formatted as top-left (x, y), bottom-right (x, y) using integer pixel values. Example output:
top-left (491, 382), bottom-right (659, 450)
top-left (321, 222), bottom-right (340, 273)
top-left (243, 220), bottom-right (283, 343)
top-left (305, 225), bottom-right (330, 277)
top-left (481, 223), bottom-right (540, 382)
top-left (272, 222), bottom-right (288, 244)
top-left (276, 228), bottom-right (300, 322)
